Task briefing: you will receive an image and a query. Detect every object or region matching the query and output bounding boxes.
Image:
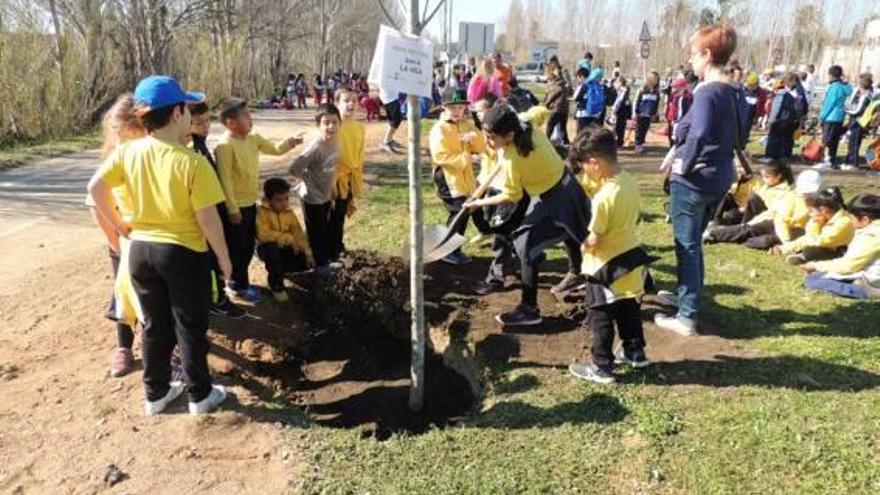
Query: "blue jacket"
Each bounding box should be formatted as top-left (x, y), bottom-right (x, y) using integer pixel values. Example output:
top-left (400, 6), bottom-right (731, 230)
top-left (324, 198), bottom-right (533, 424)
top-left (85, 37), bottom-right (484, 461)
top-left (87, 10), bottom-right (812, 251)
top-left (672, 82), bottom-right (746, 195)
top-left (819, 80), bottom-right (853, 123)
top-left (633, 87), bottom-right (660, 118)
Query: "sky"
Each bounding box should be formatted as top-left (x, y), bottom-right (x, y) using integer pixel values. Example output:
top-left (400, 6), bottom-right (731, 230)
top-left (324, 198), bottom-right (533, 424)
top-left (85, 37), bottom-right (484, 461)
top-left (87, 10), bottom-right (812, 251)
top-left (420, 0), bottom-right (879, 43)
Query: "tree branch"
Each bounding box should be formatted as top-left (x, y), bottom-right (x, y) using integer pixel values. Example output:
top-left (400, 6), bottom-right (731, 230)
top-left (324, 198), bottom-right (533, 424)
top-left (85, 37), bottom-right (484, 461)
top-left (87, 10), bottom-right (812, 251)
top-left (418, 0), bottom-right (445, 32)
top-left (374, 0), bottom-right (401, 29)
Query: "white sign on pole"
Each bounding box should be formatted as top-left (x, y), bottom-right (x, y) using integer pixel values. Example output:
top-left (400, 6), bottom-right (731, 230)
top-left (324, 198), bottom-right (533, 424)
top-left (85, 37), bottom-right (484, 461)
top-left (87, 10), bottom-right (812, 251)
top-left (639, 20), bottom-right (652, 42)
top-left (368, 24), bottom-right (434, 99)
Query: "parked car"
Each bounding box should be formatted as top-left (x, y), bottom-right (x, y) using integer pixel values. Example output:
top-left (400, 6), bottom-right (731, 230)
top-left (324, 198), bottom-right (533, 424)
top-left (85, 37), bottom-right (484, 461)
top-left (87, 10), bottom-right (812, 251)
top-left (516, 62), bottom-right (547, 83)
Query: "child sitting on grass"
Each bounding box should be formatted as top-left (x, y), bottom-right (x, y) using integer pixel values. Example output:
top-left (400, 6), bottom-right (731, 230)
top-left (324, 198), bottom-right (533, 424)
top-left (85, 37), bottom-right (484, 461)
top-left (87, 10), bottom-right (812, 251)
top-left (566, 127), bottom-right (655, 385)
top-left (704, 161), bottom-right (800, 247)
top-left (289, 103), bottom-right (341, 274)
top-left (256, 178), bottom-right (314, 301)
top-left (802, 194), bottom-right (880, 298)
top-left (773, 187), bottom-right (855, 265)
top-left (215, 98), bottom-right (304, 303)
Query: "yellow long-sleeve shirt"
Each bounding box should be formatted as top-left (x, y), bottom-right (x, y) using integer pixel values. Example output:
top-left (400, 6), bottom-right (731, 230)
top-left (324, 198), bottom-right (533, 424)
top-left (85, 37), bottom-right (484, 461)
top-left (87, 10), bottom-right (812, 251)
top-left (747, 181), bottom-right (794, 223)
top-left (751, 191), bottom-right (810, 242)
top-left (215, 132), bottom-right (294, 215)
top-left (780, 209), bottom-right (855, 255)
top-left (255, 200), bottom-right (312, 257)
top-left (429, 118), bottom-right (486, 198)
top-left (729, 175), bottom-right (760, 208)
top-left (813, 221), bottom-right (880, 276)
top-left (334, 119), bottom-right (366, 200)
top-left (519, 105), bottom-right (552, 127)
top-left (496, 128), bottom-right (565, 202)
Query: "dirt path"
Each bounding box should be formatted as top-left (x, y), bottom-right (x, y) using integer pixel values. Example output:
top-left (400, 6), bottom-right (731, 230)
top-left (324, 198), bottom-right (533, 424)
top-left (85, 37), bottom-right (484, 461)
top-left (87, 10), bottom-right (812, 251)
top-left (0, 110), bottom-right (322, 495)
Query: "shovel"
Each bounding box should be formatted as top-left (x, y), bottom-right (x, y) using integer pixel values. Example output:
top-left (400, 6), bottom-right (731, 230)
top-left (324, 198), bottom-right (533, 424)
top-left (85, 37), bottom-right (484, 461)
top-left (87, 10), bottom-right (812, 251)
top-left (422, 166), bottom-right (504, 264)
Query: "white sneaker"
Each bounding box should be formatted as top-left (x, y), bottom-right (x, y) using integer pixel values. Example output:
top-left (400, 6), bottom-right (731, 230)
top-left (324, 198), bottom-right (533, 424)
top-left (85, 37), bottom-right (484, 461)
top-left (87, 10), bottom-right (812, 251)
top-left (840, 164), bottom-right (858, 172)
top-left (812, 162), bottom-right (832, 171)
top-left (144, 381), bottom-right (185, 416)
top-left (655, 290), bottom-right (679, 307)
top-left (654, 313), bottom-right (697, 336)
top-left (189, 385), bottom-right (228, 415)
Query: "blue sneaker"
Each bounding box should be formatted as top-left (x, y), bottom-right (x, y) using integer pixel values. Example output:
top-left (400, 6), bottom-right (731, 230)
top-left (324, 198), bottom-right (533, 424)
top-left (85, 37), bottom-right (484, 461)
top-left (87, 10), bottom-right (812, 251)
top-left (441, 251), bottom-right (471, 265)
top-left (234, 286), bottom-right (265, 304)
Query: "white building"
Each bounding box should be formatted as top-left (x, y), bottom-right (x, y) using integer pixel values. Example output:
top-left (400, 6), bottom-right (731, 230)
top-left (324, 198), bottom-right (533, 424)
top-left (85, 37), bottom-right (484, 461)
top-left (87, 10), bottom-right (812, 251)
top-left (819, 19), bottom-right (880, 82)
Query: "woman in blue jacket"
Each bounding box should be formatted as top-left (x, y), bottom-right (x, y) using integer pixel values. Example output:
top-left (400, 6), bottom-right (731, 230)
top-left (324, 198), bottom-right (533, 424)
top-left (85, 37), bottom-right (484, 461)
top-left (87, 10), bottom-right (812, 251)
top-left (654, 23), bottom-right (748, 336)
top-left (816, 65), bottom-right (853, 170)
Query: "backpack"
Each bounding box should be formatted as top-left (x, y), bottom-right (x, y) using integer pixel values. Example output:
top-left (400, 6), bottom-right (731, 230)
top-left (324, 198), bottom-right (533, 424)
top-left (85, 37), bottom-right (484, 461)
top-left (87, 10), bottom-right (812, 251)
top-left (586, 81), bottom-right (606, 117)
top-left (509, 87), bottom-right (538, 113)
top-left (858, 99), bottom-right (880, 129)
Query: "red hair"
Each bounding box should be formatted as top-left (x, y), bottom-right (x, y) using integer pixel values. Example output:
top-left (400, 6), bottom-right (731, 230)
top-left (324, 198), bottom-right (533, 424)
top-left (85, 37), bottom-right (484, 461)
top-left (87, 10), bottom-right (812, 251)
top-left (690, 23), bottom-right (737, 66)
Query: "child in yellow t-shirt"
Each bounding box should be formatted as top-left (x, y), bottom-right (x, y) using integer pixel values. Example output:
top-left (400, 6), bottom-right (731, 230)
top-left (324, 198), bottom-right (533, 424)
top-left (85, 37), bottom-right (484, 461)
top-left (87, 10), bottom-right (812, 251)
top-left (329, 88), bottom-right (365, 261)
top-left (773, 187), bottom-right (855, 265)
top-left (88, 75), bottom-right (231, 416)
top-left (215, 98), bottom-right (304, 303)
top-left (565, 127), bottom-right (654, 385)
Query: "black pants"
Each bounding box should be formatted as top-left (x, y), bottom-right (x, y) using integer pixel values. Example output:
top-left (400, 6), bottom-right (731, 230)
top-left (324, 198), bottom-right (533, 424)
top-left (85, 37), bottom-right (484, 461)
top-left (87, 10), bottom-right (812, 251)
top-left (129, 241), bottom-right (212, 403)
top-left (614, 115), bottom-right (628, 146)
top-left (328, 194), bottom-right (351, 260)
top-left (823, 121), bottom-right (846, 167)
top-left (434, 168), bottom-right (491, 237)
top-left (546, 112), bottom-right (570, 144)
top-left (521, 237), bottom-right (582, 307)
top-left (635, 116), bottom-right (651, 146)
top-left (224, 205), bottom-right (257, 290)
top-left (741, 193), bottom-right (767, 224)
top-left (576, 116), bottom-right (597, 134)
top-left (712, 195), bottom-right (744, 226)
top-left (209, 205), bottom-right (229, 304)
top-left (587, 298), bottom-right (645, 371)
top-left (108, 248), bottom-right (134, 349)
top-left (801, 245), bottom-right (847, 262)
top-left (766, 121), bottom-right (796, 159)
top-left (257, 242), bottom-right (309, 291)
top-left (710, 219), bottom-right (782, 250)
top-left (846, 122), bottom-right (865, 167)
top-left (304, 201), bottom-right (332, 266)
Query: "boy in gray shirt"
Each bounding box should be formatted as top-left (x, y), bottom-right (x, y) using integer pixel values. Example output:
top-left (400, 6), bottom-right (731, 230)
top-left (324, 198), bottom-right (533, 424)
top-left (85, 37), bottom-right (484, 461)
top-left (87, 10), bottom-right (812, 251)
top-left (289, 104), bottom-right (341, 272)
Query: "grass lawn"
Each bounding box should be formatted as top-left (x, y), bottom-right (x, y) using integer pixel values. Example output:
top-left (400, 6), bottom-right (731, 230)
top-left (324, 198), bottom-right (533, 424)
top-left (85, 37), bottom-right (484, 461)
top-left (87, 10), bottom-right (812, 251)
top-left (0, 129), bottom-right (101, 171)
top-left (283, 127), bottom-right (879, 494)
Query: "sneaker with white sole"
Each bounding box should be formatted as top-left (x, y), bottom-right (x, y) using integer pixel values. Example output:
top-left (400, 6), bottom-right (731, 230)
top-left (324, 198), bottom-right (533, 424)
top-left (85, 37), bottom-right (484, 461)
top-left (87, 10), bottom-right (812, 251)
top-left (568, 362), bottom-right (615, 384)
top-left (840, 164), bottom-right (858, 172)
top-left (144, 381), bottom-right (185, 416)
top-left (189, 385), bottom-right (228, 415)
top-left (614, 346), bottom-right (651, 368)
top-left (655, 290), bottom-right (678, 307)
top-left (654, 313), bottom-right (697, 336)
top-left (812, 162), bottom-right (833, 171)
top-left (786, 254), bottom-right (807, 266)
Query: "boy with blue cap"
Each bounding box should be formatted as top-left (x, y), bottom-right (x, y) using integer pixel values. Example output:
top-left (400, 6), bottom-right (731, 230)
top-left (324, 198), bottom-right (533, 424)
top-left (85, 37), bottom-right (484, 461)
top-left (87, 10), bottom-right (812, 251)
top-left (88, 75), bottom-right (231, 416)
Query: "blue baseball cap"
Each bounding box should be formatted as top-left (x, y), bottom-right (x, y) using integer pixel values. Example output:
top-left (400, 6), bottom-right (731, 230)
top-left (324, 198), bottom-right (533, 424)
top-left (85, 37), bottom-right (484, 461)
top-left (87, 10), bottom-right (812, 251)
top-left (133, 75), bottom-right (205, 113)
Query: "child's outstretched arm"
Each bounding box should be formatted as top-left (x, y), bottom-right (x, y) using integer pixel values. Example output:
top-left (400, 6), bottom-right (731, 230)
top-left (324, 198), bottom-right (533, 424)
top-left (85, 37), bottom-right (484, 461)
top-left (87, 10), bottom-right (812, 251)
top-left (256, 132), bottom-right (304, 156)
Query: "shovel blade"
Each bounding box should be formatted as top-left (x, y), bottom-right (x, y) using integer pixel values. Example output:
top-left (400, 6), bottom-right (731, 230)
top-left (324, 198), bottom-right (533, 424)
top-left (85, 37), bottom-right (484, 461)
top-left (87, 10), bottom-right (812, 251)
top-left (422, 224), bottom-right (466, 263)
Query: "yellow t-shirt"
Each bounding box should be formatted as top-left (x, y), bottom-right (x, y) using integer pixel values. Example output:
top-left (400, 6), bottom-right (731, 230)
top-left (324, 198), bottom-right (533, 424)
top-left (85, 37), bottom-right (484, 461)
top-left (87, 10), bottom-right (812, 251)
top-left (781, 208), bottom-right (856, 255)
top-left (429, 118), bottom-right (486, 198)
top-left (335, 119), bottom-right (366, 199)
top-left (581, 171), bottom-right (644, 299)
top-left (215, 132), bottom-right (293, 214)
top-left (98, 136), bottom-right (226, 253)
top-left (496, 128), bottom-right (564, 202)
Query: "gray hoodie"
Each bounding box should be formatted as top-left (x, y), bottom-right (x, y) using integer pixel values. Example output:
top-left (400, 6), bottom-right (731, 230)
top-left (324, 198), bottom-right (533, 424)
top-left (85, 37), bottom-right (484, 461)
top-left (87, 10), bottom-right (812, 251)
top-left (288, 135), bottom-right (339, 205)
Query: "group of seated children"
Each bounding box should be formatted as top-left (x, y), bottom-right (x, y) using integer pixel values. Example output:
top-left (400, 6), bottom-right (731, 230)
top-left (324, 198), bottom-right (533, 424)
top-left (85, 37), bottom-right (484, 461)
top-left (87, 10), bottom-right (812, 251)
top-left (87, 75), bottom-right (366, 417)
top-left (704, 161), bottom-right (879, 299)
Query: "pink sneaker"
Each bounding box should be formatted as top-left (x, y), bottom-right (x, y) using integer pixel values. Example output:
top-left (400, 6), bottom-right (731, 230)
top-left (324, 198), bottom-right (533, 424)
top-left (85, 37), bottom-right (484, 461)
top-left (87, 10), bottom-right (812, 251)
top-left (110, 347), bottom-right (134, 377)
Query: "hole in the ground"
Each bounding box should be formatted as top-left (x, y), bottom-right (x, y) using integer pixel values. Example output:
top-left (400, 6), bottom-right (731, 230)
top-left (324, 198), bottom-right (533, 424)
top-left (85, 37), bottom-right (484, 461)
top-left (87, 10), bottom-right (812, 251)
top-left (209, 250), bottom-right (480, 441)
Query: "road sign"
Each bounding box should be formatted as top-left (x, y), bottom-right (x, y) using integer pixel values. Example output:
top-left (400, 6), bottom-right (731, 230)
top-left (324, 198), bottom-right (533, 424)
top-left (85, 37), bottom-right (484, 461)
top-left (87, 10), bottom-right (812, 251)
top-left (639, 20), bottom-right (652, 42)
top-left (639, 41), bottom-right (651, 60)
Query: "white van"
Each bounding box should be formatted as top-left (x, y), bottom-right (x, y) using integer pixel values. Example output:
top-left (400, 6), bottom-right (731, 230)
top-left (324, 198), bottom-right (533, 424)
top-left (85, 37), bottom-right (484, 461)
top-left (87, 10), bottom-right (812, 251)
top-left (516, 62), bottom-right (547, 83)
